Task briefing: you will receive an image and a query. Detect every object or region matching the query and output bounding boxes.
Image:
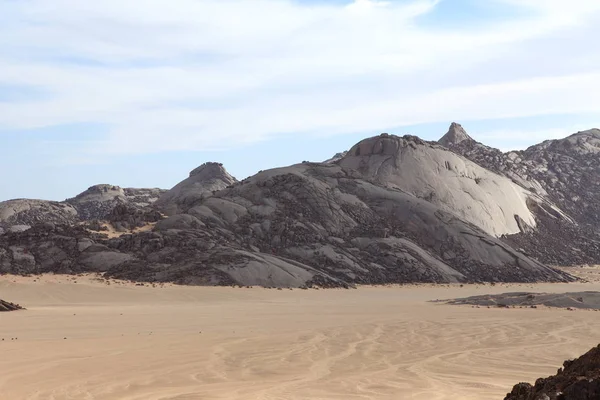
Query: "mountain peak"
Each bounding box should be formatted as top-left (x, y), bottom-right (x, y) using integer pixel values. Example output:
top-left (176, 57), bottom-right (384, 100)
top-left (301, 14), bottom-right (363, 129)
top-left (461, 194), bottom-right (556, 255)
top-left (438, 122), bottom-right (473, 147)
top-left (189, 162), bottom-right (234, 181)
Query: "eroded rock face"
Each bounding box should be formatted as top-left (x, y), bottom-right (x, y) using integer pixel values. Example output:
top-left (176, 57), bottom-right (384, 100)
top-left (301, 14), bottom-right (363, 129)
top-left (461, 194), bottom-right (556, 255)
top-left (103, 162), bottom-right (570, 286)
top-left (1, 129), bottom-right (588, 287)
top-left (438, 122), bottom-right (474, 147)
top-left (0, 186), bottom-right (166, 231)
top-left (440, 125), bottom-right (600, 266)
top-left (66, 184), bottom-right (166, 220)
top-left (505, 344), bottom-right (600, 400)
top-left (154, 162), bottom-right (237, 215)
top-left (0, 199), bottom-right (78, 228)
top-left (339, 134), bottom-right (541, 237)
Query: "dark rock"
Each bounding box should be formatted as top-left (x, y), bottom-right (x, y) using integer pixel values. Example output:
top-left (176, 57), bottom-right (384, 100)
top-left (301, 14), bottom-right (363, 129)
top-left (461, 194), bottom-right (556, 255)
top-left (0, 299), bottom-right (24, 312)
top-left (505, 344), bottom-right (600, 400)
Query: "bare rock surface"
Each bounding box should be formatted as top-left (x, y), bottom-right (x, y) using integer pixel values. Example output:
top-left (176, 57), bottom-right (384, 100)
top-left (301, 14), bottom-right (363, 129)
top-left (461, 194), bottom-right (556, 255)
top-left (505, 344), bottom-right (600, 400)
top-left (0, 299), bottom-right (24, 312)
top-left (3, 127), bottom-right (594, 287)
top-left (440, 125), bottom-right (600, 266)
top-left (0, 199), bottom-right (78, 228)
top-left (442, 291), bottom-right (600, 310)
top-left (339, 133), bottom-right (541, 237)
top-left (102, 160), bottom-right (570, 286)
top-left (154, 162), bottom-right (237, 215)
top-left (438, 122), bottom-right (474, 147)
top-left (66, 184), bottom-right (166, 220)
top-left (0, 186), bottom-right (166, 230)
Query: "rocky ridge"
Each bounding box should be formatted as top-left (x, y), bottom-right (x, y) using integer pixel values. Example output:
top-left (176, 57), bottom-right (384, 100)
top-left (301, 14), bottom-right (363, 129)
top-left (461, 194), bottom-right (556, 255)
top-left (0, 185), bottom-right (166, 231)
top-left (439, 125), bottom-right (600, 266)
top-left (0, 131), bottom-right (575, 287)
top-left (154, 162), bottom-right (237, 215)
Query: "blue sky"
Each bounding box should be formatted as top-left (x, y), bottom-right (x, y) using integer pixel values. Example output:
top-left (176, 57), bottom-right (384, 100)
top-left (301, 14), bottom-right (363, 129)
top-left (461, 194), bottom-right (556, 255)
top-left (1, 0), bottom-right (599, 201)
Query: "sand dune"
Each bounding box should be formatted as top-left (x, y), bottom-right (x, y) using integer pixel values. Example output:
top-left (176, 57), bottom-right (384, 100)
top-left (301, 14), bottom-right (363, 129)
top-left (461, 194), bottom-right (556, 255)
top-left (1, 275), bottom-right (600, 400)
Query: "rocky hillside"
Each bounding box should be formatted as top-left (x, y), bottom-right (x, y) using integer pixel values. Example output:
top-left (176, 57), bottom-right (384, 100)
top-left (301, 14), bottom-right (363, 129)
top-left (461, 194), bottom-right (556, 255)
top-left (154, 162), bottom-right (237, 215)
top-left (338, 133), bottom-right (550, 237)
top-left (439, 124), bottom-right (600, 266)
top-left (5, 123), bottom-right (600, 287)
top-left (505, 344), bottom-right (600, 400)
top-left (0, 133), bottom-right (573, 287)
top-left (0, 199), bottom-right (78, 229)
top-left (0, 185), bottom-right (166, 231)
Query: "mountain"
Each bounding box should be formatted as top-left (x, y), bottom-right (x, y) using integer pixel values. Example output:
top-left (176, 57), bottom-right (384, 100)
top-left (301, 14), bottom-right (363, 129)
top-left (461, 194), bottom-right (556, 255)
top-left (0, 199), bottom-right (78, 229)
top-left (505, 344), bottom-right (600, 400)
top-left (338, 133), bottom-right (548, 237)
top-left (439, 126), bottom-right (600, 266)
top-left (438, 122), bottom-right (474, 147)
top-left (0, 185), bottom-right (166, 231)
top-left (0, 131), bottom-right (574, 287)
top-left (154, 162), bottom-right (237, 215)
top-left (7, 123), bottom-right (600, 287)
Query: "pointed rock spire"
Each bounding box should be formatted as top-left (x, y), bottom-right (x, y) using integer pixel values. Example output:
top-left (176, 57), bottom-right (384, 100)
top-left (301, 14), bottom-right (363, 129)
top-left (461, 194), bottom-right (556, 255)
top-left (439, 122), bottom-right (474, 147)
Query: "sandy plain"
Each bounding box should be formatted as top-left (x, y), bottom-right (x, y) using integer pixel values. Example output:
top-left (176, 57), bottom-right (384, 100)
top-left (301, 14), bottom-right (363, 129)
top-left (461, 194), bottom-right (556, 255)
top-left (1, 273), bottom-right (600, 400)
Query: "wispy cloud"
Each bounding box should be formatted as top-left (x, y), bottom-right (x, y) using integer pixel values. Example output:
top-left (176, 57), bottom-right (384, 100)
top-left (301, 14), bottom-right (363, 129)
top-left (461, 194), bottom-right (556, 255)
top-left (1, 0), bottom-right (599, 158)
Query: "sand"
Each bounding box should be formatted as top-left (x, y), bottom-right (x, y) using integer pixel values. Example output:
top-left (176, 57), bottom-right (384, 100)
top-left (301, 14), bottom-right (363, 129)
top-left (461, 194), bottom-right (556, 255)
top-left (2, 275), bottom-right (600, 400)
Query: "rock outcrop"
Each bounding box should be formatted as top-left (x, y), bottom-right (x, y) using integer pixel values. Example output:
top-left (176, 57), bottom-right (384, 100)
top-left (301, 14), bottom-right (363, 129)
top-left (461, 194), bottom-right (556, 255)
top-left (505, 344), bottom-right (600, 400)
top-left (443, 291), bottom-right (600, 310)
top-left (103, 159), bottom-right (570, 286)
top-left (0, 299), bottom-right (24, 312)
top-left (0, 199), bottom-right (78, 229)
top-left (154, 162), bottom-right (237, 215)
top-left (66, 184), bottom-right (165, 220)
top-left (0, 153), bottom-right (572, 287)
top-left (4, 126), bottom-right (596, 287)
top-left (440, 125), bottom-right (600, 266)
top-left (438, 122), bottom-right (474, 147)
top-left (0, 186), bottom-right (166, 233)
top-left (339, 133), bottom-right (543, 237)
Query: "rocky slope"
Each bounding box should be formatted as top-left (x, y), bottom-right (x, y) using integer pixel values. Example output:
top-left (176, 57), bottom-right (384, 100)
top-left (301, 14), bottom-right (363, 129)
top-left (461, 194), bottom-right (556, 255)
top-left (154, 162), bottom-right (237, 215)
top-left (439, 124), bottom-right (600, 266)
top-left (5, 124), bottom-right (599, 287)
top-left (339, 133), bottom-right (548, 237)
top-left (0, 199), bottom-right (78, 229)
top-left (0, 185), bottom-right (166, 231)
top-left (505, 344), bottom-right (600, 400)
top-left (0, 134), bottom-right (573, 287)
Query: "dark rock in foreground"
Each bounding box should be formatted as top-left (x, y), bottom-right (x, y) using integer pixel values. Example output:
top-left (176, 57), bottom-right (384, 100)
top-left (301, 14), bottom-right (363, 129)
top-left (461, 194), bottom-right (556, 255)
top-left (441, 291), bottom-right (600, 310)
top-left (505, 344), bottom-right (600, 400)
top-left (0, 299), bottom-right (24, 312)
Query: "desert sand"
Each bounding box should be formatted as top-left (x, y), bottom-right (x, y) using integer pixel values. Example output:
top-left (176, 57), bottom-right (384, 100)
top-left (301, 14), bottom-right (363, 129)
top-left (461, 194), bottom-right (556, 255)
top-left (2, 274), bottom-right (600, 400)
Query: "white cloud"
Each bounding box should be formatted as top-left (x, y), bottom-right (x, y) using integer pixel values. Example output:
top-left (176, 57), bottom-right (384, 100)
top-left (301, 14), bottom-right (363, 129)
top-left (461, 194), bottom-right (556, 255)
top-left (0, 0), bottom-right (599, 156)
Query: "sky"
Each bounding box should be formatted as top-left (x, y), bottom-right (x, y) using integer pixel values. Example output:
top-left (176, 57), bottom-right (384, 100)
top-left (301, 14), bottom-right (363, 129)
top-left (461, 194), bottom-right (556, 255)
top-left (1, 0), bottom-right (599, 201)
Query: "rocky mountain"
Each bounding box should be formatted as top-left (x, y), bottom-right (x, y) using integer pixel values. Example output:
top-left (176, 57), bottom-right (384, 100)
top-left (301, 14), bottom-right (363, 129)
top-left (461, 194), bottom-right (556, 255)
top-left (438, 122), bottom-right (473, 147)
top-left (505, 344), bottom-right (600, 400)
top-left (338, 133), bottom-right (554, 237)
top-left (5, 123), bottom-right (600, 287)
top-left (439, 125), bottom-right (600, 266)
top-left (0, 185), bottom-right (166, 231)
top-left (0, 199), bottom-right (78, 229)
top-left (154, 162), bottom-right (237, 215)
top-left (0, 132), bottom-right (574, 287)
